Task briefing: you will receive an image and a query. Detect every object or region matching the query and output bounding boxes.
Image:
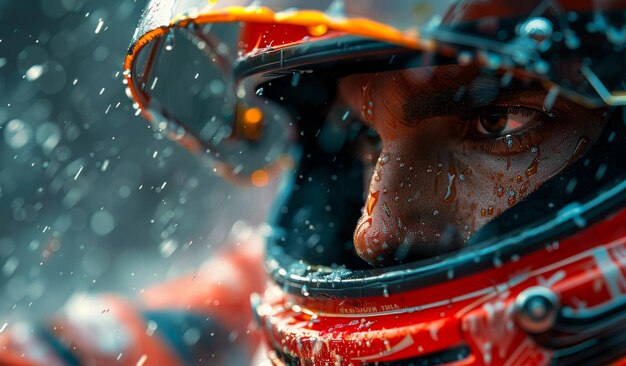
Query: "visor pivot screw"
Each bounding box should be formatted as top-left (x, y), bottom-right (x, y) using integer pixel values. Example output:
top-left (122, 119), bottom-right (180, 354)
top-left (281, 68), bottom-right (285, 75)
top-left (514, 286), bottom-right (559, 334)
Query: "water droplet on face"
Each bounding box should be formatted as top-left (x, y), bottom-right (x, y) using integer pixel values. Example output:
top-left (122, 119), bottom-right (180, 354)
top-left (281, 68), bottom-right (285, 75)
top-left (379, 154), bottom-right (389, 165)
top-left (525, 146), bottom-right (541, 177)
top-left (382, 202), bottom-right (390, 217)
top-left (361, 80), bottom-right (374, 120)
top-left (505, 134), bottom-right (513, 149)
top-left (443, 172), bottom-right (456, 202)
top-left (567, 136), bottom-right (589, 165)
top-left (508, 190), bottom-right (517, 206)
top-left (520, 180), bottom-right (530, 198)
top-left (433, 210), bottom-right (439, 216)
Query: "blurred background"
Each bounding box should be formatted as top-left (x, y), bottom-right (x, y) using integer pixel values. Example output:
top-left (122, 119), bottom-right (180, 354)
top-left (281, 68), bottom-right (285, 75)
top-left (0, 0), bottom-right (276, 322)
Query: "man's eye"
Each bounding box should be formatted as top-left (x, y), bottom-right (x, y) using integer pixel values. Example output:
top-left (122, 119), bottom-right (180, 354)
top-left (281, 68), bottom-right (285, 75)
top-left (475, 106), bottom-right (541, 137)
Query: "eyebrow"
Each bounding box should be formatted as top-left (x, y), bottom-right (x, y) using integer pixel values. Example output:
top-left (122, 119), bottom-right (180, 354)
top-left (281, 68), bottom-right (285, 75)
top-left (391, 68), bottom-right (548, 125)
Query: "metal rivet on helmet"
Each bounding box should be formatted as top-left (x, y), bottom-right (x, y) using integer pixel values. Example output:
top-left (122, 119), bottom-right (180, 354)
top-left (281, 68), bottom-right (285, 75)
top-left (519, 17), bottom-right (554, 52)
top-left (514, 286), bottom-right (560, 334)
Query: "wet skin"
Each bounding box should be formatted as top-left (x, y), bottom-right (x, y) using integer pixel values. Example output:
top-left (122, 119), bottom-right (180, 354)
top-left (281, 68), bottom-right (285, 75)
top-left (337, 65), bottom-right (606, 265)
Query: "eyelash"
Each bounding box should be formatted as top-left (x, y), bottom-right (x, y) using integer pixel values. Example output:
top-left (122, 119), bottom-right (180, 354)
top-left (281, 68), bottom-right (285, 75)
top-left (464, 105), bottom-right (553, 155)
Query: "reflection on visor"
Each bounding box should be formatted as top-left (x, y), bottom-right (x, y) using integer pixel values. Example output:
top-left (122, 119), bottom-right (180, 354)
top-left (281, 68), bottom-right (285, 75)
top-left (130, 22), bottom-right (297, 185)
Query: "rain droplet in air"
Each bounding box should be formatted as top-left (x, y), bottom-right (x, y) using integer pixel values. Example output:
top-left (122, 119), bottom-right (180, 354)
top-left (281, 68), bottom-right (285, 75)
top-left (90, 210), bottom-right (116, 236)
top-left (164, 32), bottom-right (175, 51)
top-left (4, 119), bottom-right (31, 149)
top-left (159, 239), bottom-right (178, 258)
top-left (25, 65), bottom-right (44, 81)
top-left (95, 18), bottom-right (104, 34)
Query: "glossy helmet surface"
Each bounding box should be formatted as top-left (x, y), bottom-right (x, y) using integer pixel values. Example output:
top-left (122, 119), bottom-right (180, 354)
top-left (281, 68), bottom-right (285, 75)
top-left (126, 1), bottom-right (626, 364)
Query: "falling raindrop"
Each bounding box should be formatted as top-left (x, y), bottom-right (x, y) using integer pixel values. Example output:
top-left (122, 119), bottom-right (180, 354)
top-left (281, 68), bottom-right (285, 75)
top-left (164, 32), bottom-right (175, 51)
top-left (35, 122), bottom-right (61, 153)
top-left (95, 18), bottom-right (104, 34)
top-left (25, 65), bottom-right (44, 81)
top-left (90, 210), bottom-right (115, 236)
top-left (159, 239), bottom-right (178, 258)
top-left (4, 119), bottom-right (31, 149)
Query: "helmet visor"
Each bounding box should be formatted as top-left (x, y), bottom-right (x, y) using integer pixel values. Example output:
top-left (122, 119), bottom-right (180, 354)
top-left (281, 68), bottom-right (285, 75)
top-left (126, 0), bottom-right (626, 184)
top-left (129, 21), bottom-right (297, 184)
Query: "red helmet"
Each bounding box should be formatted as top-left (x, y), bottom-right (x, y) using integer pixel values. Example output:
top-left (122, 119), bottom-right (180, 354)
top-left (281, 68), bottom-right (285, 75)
top-left (126, 1), bottom-right (626, 364)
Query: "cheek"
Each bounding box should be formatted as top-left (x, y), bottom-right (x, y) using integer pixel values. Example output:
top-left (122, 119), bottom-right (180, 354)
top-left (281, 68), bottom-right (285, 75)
top-left (451, 127), bottom-right (599, 230)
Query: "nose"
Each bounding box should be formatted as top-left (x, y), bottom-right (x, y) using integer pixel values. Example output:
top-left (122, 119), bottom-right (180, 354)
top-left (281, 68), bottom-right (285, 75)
top-left (341, 75), bottom-right (464, 265)
top-left (353, 138), bottom-right (463, 265)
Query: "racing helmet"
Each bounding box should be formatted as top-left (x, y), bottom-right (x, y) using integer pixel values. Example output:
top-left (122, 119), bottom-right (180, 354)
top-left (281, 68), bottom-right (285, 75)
top-left (125, 1), bottom-right (626, 364)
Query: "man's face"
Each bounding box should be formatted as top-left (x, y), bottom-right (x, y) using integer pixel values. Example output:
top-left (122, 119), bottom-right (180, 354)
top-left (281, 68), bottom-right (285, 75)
top-left (338, 65), bottom-right (606, 265)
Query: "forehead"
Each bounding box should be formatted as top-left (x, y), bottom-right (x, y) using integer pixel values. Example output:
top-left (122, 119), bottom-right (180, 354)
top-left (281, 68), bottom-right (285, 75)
top-left (342, 64), bottom-right (543, 93)
top-left (338, 65), bottom-right (548, 123)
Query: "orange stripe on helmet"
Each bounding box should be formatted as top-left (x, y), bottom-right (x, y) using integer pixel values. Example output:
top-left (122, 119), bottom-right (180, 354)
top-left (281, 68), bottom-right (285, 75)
top-left (123, 6), bottom-right (433, 127)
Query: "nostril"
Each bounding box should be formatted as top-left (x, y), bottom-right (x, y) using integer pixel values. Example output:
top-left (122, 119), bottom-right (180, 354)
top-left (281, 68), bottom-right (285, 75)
top-left (353, 212), bottom-right (392, 264)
